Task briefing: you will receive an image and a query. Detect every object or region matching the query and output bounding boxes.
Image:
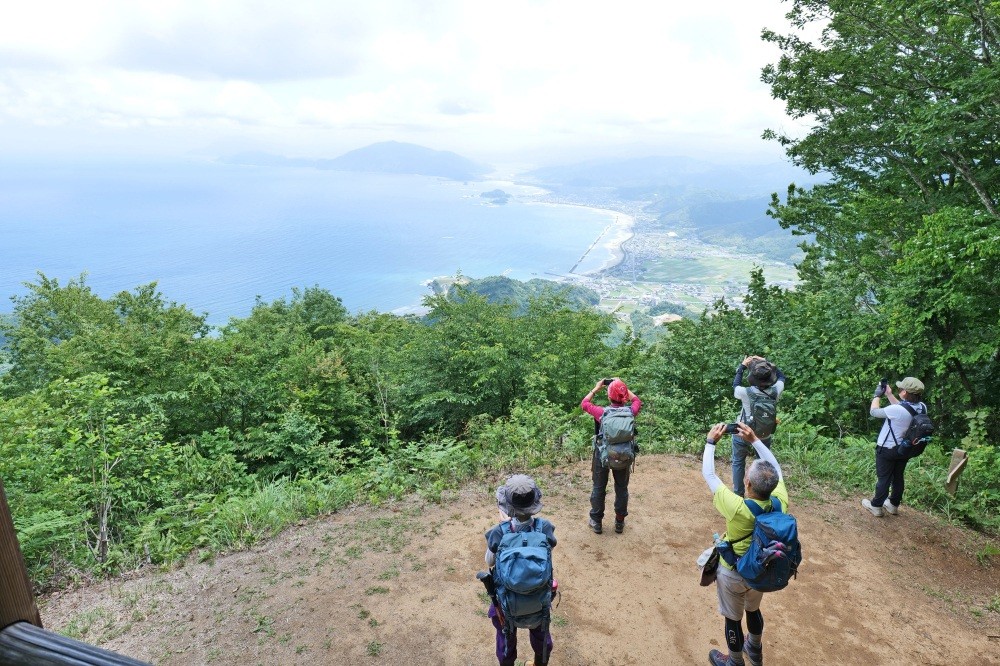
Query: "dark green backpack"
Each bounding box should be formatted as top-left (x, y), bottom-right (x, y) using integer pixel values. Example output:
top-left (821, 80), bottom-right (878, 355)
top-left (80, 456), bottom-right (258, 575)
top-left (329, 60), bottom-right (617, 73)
top-left (745, 386), bottom-right (778, 439)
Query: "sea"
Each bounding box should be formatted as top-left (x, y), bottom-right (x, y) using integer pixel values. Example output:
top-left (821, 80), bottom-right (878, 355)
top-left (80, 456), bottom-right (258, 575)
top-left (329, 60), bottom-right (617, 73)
top-left (0, 160), bottom-right (618, 325)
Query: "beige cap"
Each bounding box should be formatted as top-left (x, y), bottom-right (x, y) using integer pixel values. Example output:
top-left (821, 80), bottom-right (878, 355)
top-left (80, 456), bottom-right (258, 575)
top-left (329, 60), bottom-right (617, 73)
top-left (896, 377), bottom-right (925, 394)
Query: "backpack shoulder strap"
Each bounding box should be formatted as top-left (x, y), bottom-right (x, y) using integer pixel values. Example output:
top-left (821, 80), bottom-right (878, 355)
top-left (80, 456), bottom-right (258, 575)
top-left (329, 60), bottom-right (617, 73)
top-left (885, 402), bottom-right (913, 446)
top-left (744, 497), bottom-right (779, 517)
top-left (727, 499), bottom-right (768, 546)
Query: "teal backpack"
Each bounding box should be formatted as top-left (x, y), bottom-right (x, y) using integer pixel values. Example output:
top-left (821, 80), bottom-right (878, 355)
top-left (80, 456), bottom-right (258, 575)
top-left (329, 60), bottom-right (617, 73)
top-left (719, 497), bottom-right (801, 592)
top-left (493, 519), bottom-right (553, 634)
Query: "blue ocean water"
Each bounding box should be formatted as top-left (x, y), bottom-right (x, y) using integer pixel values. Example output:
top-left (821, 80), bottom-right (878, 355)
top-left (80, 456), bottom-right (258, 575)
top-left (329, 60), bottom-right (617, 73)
top-left (0, 160), bottom-right (616, 325)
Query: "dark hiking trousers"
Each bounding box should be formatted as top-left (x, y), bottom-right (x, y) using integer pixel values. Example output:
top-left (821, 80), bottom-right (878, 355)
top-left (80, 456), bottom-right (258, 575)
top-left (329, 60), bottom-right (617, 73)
top-left (590, 447), bottom-right (630, 521)
top-left (872, 445), bottom-right (909, 507)
top-left (489, 604), bottom-right (552, 666)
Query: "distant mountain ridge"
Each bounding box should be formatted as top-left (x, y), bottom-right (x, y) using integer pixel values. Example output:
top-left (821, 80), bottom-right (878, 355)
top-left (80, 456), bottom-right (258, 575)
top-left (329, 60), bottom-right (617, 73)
top-left (525, 155), bottom-right (817, 197)
top-left (523, 154), bottom-right (824, 263)
top-left (220, 141), bottom-right (492, 181)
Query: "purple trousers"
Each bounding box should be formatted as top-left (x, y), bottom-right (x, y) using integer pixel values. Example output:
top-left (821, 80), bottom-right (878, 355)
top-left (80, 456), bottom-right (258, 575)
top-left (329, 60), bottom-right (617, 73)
top-left (488, 604), bottom-right (552, 666)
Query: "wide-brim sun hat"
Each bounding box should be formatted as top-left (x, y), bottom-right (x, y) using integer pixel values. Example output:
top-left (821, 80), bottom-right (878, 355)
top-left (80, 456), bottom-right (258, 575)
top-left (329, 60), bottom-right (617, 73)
top-left (496, 474), bottom-right (543, 517)
top-left (748, 361), bottom-right (777, 388)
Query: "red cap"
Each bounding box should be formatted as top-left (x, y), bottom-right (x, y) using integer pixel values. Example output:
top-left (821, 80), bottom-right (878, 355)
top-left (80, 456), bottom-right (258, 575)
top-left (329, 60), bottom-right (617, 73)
top-left (608, 379), bottom-right (629, 403)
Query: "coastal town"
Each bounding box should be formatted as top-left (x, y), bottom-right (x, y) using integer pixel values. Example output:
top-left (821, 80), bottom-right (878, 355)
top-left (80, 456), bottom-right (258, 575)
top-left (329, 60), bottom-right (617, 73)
top-left (539, 195), bottom-right (799, 322)
top-left (429, 185), bottom-right (800, 327)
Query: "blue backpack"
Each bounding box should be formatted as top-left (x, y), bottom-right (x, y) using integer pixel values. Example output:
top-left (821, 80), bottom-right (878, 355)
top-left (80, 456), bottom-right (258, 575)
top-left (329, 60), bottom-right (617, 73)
top-left (720, 497), bottom-right (801, 592)
top-left (493, 519), bottom-right (553, 630)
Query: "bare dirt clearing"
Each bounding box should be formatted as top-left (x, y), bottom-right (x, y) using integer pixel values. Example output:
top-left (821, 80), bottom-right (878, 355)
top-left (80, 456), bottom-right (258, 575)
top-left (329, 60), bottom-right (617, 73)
top-left (39, 454), bottom-right (1000, 665)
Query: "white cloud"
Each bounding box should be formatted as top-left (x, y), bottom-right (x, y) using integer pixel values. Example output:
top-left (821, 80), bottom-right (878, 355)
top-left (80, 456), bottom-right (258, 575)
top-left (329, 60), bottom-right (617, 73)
top-left (0, 0), bottom-right (799, 162)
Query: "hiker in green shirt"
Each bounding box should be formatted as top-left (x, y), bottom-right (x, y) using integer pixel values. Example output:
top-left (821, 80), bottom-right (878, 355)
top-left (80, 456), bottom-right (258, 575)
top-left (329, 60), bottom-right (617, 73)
top-left (702, 422), bottom-right (787, 666)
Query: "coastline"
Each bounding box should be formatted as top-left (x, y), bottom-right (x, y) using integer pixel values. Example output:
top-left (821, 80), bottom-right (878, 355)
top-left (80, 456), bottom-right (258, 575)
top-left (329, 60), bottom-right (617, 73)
top-left (462, 176), bottom-right (638, 278)
top-left (400, 180), bottom-right (638, 315)
top-left (520, 199), bottom-right (636, 277)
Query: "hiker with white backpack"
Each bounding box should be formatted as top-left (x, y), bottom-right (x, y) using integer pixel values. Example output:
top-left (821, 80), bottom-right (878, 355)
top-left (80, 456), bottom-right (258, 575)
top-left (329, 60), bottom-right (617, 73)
top-left (581, 378), bottom-right (642, 534)
top-left (731, 356), bottom-right (786, 497)
top-left (701, 422), bottom-right (799, 666)
top-left (481, 475), bottom-right (557, 666)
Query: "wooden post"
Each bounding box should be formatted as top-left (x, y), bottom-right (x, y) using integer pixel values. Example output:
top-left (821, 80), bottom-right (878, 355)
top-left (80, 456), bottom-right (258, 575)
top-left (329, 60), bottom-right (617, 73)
top-left (945, 448), bottom-right (969, 496)
top-left (0, 476), bottom-right (42, 630)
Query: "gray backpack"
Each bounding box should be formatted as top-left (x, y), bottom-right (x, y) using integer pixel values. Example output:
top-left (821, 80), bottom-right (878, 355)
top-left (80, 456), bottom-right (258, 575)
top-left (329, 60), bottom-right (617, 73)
top-left (598, 406), bottom-right (637, 470)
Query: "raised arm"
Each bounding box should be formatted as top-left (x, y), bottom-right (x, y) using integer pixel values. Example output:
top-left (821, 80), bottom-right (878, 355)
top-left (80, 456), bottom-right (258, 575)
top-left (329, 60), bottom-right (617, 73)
top-left (870, 380), bottom-right (897, 417)
top-left (702, 423), bottom-right (727, 493)
top-left (772, 367), bottom-right (786, 395)
top-left (733, 357), bottom-right (751, 389)
top-left (735, 423), bottom-right (782, 480)
top-left (581, 379), bottom-right (606, 417)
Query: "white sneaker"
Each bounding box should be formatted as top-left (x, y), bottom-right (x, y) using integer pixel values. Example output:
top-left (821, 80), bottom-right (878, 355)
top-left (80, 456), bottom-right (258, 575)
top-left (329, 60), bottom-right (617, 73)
top-left (883, 500), bottom-right (899, 515)
top-left (861, 499), bottom-right (884, 517)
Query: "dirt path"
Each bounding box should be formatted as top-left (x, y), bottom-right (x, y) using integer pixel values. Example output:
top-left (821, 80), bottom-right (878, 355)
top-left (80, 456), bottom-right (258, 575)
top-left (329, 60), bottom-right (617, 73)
top-left (39, 454), bottom-right (1000, 665)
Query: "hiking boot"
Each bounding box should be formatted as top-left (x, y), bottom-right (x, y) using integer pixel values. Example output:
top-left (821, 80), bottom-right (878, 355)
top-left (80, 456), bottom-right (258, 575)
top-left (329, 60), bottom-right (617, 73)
top-left (743, 638), bottom-right (762, 666)
top-left (589, 518), bottom-right (603, 534)
top-left (861, 499), bottom-right (884, 517)
top-left (708, 649), bottom-right (744, 665)
top-left (883, 500), bottom-right (899, 515)
top-left (614, 519), bottom-right (625, 534)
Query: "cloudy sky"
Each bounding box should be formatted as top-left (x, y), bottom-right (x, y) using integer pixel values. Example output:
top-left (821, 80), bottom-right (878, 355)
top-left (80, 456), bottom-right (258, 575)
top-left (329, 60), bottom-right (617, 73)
top-left (0, 0), bottom-right (801, 165)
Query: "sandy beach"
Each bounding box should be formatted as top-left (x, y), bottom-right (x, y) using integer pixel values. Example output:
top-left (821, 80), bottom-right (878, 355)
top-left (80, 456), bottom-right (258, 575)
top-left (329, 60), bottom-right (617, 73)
top-left (469, 176), bottom-right (638, 279)
top-left (582, 210), bottom-right (634, 274)
top-left (523, 200), bottom-right (635, 277)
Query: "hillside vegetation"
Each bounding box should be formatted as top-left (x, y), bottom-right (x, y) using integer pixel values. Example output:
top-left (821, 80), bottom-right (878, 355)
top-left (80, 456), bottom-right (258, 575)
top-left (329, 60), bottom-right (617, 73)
top-left (2, 0), bottom-right (999, 594)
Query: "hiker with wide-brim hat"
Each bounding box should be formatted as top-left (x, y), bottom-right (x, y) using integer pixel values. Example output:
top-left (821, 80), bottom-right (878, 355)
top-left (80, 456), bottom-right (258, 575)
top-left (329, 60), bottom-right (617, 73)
top-left (483, 475), bottom-right (557, 666)
top-left (731, 356), bottom-right (787, 497)
top-left (495, 474), bottom-right (544, 519)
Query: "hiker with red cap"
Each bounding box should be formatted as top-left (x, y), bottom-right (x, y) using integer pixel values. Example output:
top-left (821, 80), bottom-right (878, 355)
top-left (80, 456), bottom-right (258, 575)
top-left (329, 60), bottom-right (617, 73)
top-left (581, 377), bottom-right (642, 534)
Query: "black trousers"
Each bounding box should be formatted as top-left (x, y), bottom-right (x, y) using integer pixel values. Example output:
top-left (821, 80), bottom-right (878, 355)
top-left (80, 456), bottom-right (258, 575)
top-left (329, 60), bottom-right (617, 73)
top-left (590, 447), bottom-right (630, 521)
top-left (872, 446), bottom-right (909, 507)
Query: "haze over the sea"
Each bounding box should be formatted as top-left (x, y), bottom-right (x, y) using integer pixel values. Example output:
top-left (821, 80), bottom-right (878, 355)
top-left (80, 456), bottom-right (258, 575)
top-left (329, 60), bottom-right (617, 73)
top-left (1, 159), bottom-right (619, 324)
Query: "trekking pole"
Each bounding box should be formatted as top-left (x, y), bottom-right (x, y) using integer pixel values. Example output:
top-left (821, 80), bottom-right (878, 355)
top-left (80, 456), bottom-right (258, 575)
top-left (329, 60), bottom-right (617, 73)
top-left (476, 570), bottom-right (505, 628)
